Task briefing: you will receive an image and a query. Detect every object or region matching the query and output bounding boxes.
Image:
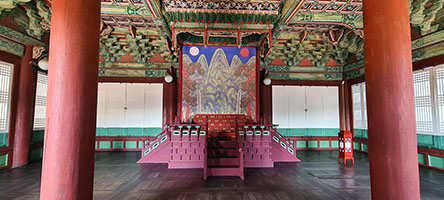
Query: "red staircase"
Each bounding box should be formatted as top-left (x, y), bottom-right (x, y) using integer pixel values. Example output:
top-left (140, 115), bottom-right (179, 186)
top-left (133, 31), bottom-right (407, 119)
top-left (204, 138), bottom-right (244, 180)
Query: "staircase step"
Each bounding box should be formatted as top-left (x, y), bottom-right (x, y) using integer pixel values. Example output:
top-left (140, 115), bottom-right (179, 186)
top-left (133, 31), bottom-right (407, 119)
top-left (207, 167), bottom-right (244, 179)
top-left (208, 134), bottom-right (236, 140)
top-left (208, 140), bottom-right (238, 149)
top-left (208, 149), bottom-right (239, 157)
top-left (208, 157), bottom-right (239, 167)
top-left (208, 165), bottom-right (239, 168)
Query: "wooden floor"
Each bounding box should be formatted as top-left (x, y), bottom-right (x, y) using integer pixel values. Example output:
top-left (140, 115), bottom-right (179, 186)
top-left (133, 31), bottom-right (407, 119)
top-left (0, 151), bottom-right (443, 200)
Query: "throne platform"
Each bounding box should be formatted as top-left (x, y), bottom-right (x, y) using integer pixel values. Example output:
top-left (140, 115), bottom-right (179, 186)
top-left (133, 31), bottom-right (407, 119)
top-left (137, 114), bottom-right (300, 179)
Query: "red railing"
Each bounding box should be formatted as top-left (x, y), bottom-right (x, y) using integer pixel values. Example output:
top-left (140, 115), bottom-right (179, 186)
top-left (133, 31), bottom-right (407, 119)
top-left (353, 138), bottom-right (444, 172)
top-left (286, 136), bottom-right (339, 150)
top-left (142, 129), bottom-right (168, 149)
top-left (0, 147), bottom-right (13, 170)
top-left (95, 136), bottom-right (149, 151)
top-left (140, 129), bottom-right (169, 158)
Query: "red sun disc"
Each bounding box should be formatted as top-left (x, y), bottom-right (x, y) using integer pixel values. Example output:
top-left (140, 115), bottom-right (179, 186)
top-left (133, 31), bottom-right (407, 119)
top-left (240, 48), bottom-right (249, 57)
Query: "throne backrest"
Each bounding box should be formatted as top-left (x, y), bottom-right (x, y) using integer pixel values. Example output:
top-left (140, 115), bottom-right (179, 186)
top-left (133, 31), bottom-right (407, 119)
top-left (192, 114), bottom-right (252, 132)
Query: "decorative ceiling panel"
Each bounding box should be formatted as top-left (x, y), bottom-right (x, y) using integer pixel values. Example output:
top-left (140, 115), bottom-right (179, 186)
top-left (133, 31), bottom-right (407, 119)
top-left (299, 0), bottom-right (362, 15)
top-left (101, 0), bottom-right (146, 6)
top-left (101, 15), bottom-right (157, 29)
top-left (1, 0), bottom-right (444, 80)
top-left (283, 23), bottom-right (345, 32)
top-left (163, 0), bottom-right (284, 15)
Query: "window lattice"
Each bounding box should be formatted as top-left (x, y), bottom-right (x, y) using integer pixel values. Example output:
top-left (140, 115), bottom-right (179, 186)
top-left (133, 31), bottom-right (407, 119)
top-left (361, 84), bottom-right (367, 128)
top-left (33, 72), bottom-right (47, 129)
top-left (352, 83), bottom-right (364, 129)
top-left (352, 66), bottom-right (444, 136)
top-left (436, 67), bottom-right (444, 133)
top-left (413, 70), bottom-right (434, 133)
top-left (0, 62), bottom-right (12, 132)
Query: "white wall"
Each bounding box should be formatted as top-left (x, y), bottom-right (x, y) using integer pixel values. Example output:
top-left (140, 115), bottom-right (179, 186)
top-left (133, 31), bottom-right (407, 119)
top-left (97, 83), bottom-right (163, 128)
top-left (272, 86), bottom-right (340, 128)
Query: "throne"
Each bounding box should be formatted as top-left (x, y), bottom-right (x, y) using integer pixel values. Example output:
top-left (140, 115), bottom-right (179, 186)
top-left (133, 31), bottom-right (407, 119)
top-left (192, 114), bottom-right (252, 139)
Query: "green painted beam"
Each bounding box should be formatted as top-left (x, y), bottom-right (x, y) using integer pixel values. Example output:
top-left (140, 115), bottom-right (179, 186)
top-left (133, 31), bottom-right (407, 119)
top-left (277, 128), bottom-right (340, 137)
top-left (0, 25), bottom-right (46, 46)
top-left (96, 127), bottom-right (162, 137)
top-left (101, 5), bottom-right (152, 17)
top-left (412, 29), bottom-right (444, 50)
top-left (0, 37), bottom-right (24, 56)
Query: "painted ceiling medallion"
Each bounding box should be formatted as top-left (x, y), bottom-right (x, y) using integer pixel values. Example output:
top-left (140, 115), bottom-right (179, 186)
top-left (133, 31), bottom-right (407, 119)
top-left (189, 46), bottom-right (199, 56)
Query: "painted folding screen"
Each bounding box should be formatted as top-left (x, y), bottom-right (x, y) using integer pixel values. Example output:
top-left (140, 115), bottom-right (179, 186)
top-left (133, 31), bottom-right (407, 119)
top-left (181, 46), bottom-right (256, 121)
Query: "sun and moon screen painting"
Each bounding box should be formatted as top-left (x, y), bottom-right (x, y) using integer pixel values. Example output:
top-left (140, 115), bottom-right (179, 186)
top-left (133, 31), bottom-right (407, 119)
top-left (181, 46), bottom-right (257, 121)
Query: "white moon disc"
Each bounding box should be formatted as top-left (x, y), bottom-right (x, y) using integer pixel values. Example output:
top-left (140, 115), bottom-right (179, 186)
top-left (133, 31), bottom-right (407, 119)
top-left (189, 47), bottom-right (199, 56)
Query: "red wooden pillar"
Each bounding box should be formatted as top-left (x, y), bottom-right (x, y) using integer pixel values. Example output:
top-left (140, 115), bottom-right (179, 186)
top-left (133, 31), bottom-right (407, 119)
top-left (338, 78), bottom-right (354, 165)
top-left (364, 0), bottom-right (420, 199)
top-left (163, 68), bottom-right (178, 126)
top-left (39, 0), bottom-right (101, 199)
top-left (12, 45), bottom-right (37, 167)
top-left (260, 70), bottom-right (272, 124)
top-left (346, 80), bottom-right (354, 133)
top-left (338, 79), bottom-right (352, 132)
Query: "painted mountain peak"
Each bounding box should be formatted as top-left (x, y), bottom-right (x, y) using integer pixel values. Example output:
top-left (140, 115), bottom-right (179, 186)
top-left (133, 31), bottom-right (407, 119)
top-left (182, 47), bottom-right (256, 121)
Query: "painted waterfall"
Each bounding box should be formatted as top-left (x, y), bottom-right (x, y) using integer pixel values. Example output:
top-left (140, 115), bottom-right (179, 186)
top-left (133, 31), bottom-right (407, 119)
top-left (181, 46), bottom-right (256, 121)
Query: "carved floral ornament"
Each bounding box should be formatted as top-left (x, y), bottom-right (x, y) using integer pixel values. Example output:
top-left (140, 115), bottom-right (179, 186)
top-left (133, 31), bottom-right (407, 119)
top-left (266, 29), bottom-right (363, 67)
top-left (99, 32), bottom-right (176, 63)
top-left (0, 0), bottom-right (31, 13)
top-left (0, 0), bottom-right (51, 39)
top-left (410, 0), bottom-right (444, 35)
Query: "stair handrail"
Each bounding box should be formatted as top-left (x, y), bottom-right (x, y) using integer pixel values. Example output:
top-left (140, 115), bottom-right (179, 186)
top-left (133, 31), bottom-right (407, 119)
top-left (203, 116), bottom-right (209, 180)
top-left (143, 129), bottom-right (168, 149)
top-left (235, 120), bottom-right (245, 180)
top-left (271, 125), bottom-right (284, 137)
top-left (239, 146), bottom-right (244, 180)
top-left (271, 125), bottom-right (298, 154)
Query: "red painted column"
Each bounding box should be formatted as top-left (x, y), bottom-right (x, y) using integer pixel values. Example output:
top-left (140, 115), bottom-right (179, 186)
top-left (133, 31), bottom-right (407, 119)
top-left (260, 84), bottom-right (272, 124)
top-left (39, 0), bottom-right (101, 199)
top-left (163, 68), bottom-right (178, 126)
top-left (338, 79), bottom-right (352, 131)
top-left (260, 70), bottom-right (272, 124)
top-left (364, 0), bottom-right (420, 199)
top-left (12, 45), bottom-right (37, 167)
top-left (346, 81), bottom-right (353, 132)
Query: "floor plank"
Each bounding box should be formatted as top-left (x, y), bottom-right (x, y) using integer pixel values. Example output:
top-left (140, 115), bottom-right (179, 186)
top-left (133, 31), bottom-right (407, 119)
top-left (0, 151), bottom-right (443, 200)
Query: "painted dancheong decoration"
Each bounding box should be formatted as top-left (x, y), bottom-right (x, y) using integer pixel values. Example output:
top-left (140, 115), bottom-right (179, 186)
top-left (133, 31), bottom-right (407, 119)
top-left (138, 114), bottom-right (300, 180)
top-left (181, 46), bottom-right (257, 122)
top-left (2, 0), bottom-right (444, 81)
